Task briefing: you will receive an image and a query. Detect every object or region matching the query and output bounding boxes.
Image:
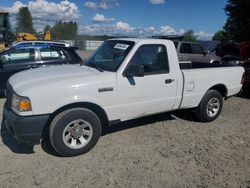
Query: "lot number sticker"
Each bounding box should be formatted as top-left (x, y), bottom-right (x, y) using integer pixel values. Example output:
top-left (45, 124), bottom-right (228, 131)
top-left (114, 43), bottom-right (129, 50)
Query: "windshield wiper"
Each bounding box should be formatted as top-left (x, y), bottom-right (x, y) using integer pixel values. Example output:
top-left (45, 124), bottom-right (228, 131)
top-left (84, 62), bottom-right (104, 72)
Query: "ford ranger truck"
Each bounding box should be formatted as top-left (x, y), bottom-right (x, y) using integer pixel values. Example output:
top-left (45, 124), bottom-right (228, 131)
top-left (3, 39), bottom-right (245, 156)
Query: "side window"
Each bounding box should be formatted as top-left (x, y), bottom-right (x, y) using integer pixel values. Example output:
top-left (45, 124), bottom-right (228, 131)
top-left (180, 43), bottom-right (192, 54)
top-left (40, 48), bottom-right (68, 61)
top-left (0, 49), bottom-right (35, 64)
top-left (192, 44), bottom-right (205, 54)
top-left (129, 44), bottom-right (169, 75)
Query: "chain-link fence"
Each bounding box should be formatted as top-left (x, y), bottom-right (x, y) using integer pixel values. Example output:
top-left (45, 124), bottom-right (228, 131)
top-left (73, 39), bottom-right (104, 50)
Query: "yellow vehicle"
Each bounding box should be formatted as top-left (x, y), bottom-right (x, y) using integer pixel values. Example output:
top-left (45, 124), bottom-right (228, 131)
top-left (0, 11), bottom-right (51, 50)
top-left (16, 31), bottom-right (51, 42)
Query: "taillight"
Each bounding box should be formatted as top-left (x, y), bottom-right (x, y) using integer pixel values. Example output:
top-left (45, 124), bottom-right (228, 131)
top-left (241, 72), bottom-right (245, 85)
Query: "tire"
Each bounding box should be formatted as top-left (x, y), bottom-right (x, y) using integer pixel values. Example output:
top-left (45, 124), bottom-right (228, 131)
top-left (49, 108), bottom-right (102, 157)
top-left (195, 90), bottom-right (223, 122)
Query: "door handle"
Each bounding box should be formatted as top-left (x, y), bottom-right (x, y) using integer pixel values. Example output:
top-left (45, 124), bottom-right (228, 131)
top-left (165, 79), bottom-right (174, 84)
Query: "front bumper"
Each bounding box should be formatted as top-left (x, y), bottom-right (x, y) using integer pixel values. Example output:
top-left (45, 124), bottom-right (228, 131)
top-left (3, 105), bottom-right (50, 145)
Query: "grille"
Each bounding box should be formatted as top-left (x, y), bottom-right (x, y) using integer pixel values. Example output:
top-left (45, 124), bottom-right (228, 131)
top-left (5, 82), bottom-right (13, 110)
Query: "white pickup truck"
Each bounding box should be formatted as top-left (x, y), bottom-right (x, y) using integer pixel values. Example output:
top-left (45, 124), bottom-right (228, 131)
top-left (4, 38), bottom-right (244, 156)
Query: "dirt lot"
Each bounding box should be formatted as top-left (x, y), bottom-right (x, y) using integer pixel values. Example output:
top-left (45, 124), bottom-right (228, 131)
top-left (0, 89), bottom-right (249, 188)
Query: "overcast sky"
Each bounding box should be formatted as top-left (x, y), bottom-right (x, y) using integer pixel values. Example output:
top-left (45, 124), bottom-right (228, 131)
top-left (0, 0), bottom-right (228, 40)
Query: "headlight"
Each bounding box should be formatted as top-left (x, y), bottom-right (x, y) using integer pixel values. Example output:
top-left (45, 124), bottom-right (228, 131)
top-left (12, 93), bottom-right (32, 112)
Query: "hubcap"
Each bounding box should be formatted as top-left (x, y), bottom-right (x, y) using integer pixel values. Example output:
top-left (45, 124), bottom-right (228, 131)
top-left (206, 97), bottom-right (220, 117)
top-left (62, 119), bottom-right (93, 149)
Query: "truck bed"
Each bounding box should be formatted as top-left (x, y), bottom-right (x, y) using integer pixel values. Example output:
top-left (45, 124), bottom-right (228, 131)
top-left (179, 64), bottom-right (243, 109)
top-left (179, 61), bottom-right (241, 70)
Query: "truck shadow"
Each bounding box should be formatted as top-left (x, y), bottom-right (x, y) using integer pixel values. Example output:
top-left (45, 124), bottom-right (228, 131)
top-left (1, 110), bottom-right (198, 157)
top-left (41, 110), bottom-right (198, 157)
top-left (40, 112), bottom-right (177, 156)
top-left (101, 110), bottom-right (198, 136)
top-left (0, 120), bottom-right (35, 154)
top-left (102, 112), bottom-right (175, 135)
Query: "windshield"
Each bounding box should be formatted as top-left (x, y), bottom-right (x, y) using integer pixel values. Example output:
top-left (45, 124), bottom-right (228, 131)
top-left (85, 40), bottom-right (135, 72)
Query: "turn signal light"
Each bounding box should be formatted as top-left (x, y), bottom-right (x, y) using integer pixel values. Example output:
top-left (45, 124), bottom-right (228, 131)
top-left (19, 100), bottom-right (31, 111)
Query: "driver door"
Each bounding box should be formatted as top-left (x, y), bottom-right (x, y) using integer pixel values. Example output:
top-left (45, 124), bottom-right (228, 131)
top-left (116, 44), bottom-right (177, 120)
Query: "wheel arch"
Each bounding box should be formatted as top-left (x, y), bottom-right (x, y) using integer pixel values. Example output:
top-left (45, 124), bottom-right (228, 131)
top-left (42, 102), bottom-right (109, 138)
top-left (208, 84), bottom-right (228, 98)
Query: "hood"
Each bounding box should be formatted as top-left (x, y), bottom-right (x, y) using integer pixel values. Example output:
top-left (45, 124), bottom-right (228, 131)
top-left (9, 65), bottom-right (116, 94)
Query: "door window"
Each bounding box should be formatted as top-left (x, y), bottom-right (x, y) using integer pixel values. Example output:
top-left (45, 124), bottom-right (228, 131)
top-left (40, 48), bottom-right (68, 61)
top-left (0, 49), bottom-right (35, 63)
top-left (180, 43), bottom-right (192, 54)
top-left (191, 44), bottom-right (205, 54)
top-left (129, 44), bottom-right (169, 75)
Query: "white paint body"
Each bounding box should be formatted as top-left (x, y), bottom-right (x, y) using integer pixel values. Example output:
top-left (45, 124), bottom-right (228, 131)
top-left (8, 39), bottom-right (244, 122)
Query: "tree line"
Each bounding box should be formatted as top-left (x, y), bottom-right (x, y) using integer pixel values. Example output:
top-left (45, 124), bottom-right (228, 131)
top-left (15, 7), bottom-right (78, 40)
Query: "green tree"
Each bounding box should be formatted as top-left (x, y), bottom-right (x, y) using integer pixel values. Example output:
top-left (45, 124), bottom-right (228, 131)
top-left (224, 0), bottom-right (250, 42)
top-left (212, 30), bottom-right (228, 42)
top-left (43, 25), bottom-right (51, 33)
top-left (16, 7), bottom-right (36, 34)
top-left (48, 20), bottom-right (78, 40)
top-left (183, 30), bottom-right (196, 42)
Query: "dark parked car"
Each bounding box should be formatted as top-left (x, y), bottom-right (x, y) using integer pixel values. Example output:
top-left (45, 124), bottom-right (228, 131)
top-left (0, 42), bottom-right (83, 93)
top-left (239, 41), bottom-right (250, 87)
top-left (10, 40), bottom-right (71, 48)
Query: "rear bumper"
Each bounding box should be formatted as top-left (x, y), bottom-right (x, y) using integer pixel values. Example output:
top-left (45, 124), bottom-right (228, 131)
top-left (3, 105), bottom-right (50, 145)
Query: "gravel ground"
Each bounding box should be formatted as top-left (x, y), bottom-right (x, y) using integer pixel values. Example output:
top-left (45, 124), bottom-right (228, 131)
top-left (0, 90), bottom-right (249, 188)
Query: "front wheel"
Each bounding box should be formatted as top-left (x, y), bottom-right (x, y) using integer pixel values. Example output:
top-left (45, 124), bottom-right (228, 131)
top-left (49, 108), bottom-right (102, 157)
top-left (195, 90), bottom-right (223, 122)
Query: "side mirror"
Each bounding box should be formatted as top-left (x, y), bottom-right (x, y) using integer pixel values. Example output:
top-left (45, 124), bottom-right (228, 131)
top-left (124, 64), bottom-right (144, 77)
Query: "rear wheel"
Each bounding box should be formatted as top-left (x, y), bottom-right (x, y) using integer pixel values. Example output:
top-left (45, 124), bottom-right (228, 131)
top-left (195, 90), bottom-right (223, 122)
top-left (49, 108), bottom-right (101, 156)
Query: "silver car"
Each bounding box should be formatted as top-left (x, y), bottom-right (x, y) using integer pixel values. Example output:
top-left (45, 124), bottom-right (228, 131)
top-left (174, 41), bottom-right (221, 64)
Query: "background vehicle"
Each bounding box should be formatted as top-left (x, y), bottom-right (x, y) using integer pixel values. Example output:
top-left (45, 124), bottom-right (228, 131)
top-left (152, 36), bottom-right (221, 64)
top-left (174, 41), bottom-right (221, 63)
top-left (0, 42), bottom-right (83, 93)
top-left (16, 31), bottom-right (51, 42)
top-left (11, 40), bottom-right (70, 48)
top-left (206, 40), bottom-right (250, 87)
top-left (4, 38), bottom-right (244, 156)
top-left (239, 41), bottom-right (250, 87)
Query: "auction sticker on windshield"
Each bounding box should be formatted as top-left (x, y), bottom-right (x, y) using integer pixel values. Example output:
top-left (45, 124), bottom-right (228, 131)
top-left (114, 43), bottom-right (130, 50)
